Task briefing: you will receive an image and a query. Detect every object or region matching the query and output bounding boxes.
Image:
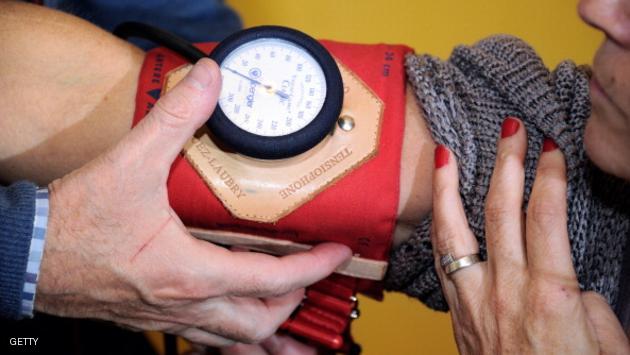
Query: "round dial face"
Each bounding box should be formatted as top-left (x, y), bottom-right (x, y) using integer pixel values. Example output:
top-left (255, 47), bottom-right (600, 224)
top-left (217, 38), bottom-right (327, 137)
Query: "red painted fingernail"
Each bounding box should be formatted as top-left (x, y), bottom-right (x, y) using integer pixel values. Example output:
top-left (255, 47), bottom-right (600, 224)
top-left (542, 138), bottom-right (559, 152)
top-left (434, 145), bottom-right (449, 169)
top-left (501, 117), bottom-right (520, 138)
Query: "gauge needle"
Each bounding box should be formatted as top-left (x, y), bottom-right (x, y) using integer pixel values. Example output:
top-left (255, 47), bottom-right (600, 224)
top-left (224, 67), bottom-right (290, 100)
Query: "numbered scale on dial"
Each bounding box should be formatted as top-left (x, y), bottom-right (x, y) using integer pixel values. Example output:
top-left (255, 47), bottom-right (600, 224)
top-left (208, 26), bottom-right (343, 159)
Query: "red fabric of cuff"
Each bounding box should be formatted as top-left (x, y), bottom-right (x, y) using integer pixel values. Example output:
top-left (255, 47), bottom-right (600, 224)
top-left (133, 41), bottom-right (411, 297)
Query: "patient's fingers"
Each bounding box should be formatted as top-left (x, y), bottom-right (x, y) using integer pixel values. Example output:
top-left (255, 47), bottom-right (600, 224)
top-left (526, 138), bottom-right (576, 285)
top-left (484, 117), bottom-right (528, 279)
top-left (431, 145), bottom-right (483, 302)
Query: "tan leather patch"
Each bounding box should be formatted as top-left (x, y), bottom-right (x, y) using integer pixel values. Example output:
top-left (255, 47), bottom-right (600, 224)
top-left (163, 60), bottom-right (384, 223)
top-left (188, 227), bottom-right (387, 280)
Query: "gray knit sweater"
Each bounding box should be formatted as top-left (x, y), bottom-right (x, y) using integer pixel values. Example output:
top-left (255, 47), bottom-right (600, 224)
top-left (385, 35), bottom-right (630, 314)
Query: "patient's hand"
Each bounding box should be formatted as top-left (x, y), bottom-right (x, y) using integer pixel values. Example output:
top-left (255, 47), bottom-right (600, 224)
top-left (36, 59), bottom-right (351, 346)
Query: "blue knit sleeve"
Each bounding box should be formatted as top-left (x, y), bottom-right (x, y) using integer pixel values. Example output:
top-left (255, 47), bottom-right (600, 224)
top-left (0, 181), bottom-right (37, 319)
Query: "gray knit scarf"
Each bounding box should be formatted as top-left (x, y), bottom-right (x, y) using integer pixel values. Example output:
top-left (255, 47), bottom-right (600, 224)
top-left (385, 35), bottom-right (630, 312)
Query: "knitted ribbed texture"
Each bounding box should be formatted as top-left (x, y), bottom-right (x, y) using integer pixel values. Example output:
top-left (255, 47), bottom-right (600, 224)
top-left (385, 35), bottom-right (630, 311)
top-left (618, 248), bottom-right (630, 330)
top-left (0, 181), bottom-right (37, 319)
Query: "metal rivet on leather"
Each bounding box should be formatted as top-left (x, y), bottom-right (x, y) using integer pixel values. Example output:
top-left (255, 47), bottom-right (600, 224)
top-left (338, 115), bottom-right (355, 131)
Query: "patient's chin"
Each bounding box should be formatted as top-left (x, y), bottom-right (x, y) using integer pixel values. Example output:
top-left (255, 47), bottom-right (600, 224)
top-left (584, 114), bottom-right (630, 182)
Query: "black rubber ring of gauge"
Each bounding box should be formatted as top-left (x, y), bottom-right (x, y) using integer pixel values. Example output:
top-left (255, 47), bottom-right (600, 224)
top-left (207, 25), bottom-right (344, 160)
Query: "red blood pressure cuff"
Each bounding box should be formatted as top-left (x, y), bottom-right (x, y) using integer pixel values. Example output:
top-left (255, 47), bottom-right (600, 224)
top-left (133, 41), bottom-right (411, 351)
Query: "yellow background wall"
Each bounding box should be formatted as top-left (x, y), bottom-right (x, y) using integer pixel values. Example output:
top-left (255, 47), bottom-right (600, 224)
top-left (224, 1), bottom-right (602, 354)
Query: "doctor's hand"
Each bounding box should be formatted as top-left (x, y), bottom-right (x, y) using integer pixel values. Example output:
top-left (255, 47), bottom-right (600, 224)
top-left (430, 117), bottom-right (629, 354)
top-left (34, 58), bottom-right (352, 347)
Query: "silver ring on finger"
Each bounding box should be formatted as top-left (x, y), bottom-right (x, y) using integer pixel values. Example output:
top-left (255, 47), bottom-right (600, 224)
top-left (441, 253), bottom-right (481, 275)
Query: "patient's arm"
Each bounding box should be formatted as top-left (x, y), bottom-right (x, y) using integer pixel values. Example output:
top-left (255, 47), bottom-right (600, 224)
top-left (0, 1), bottom-right (143, 184)
top-left (0, 1), bottom-right (434, 245)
